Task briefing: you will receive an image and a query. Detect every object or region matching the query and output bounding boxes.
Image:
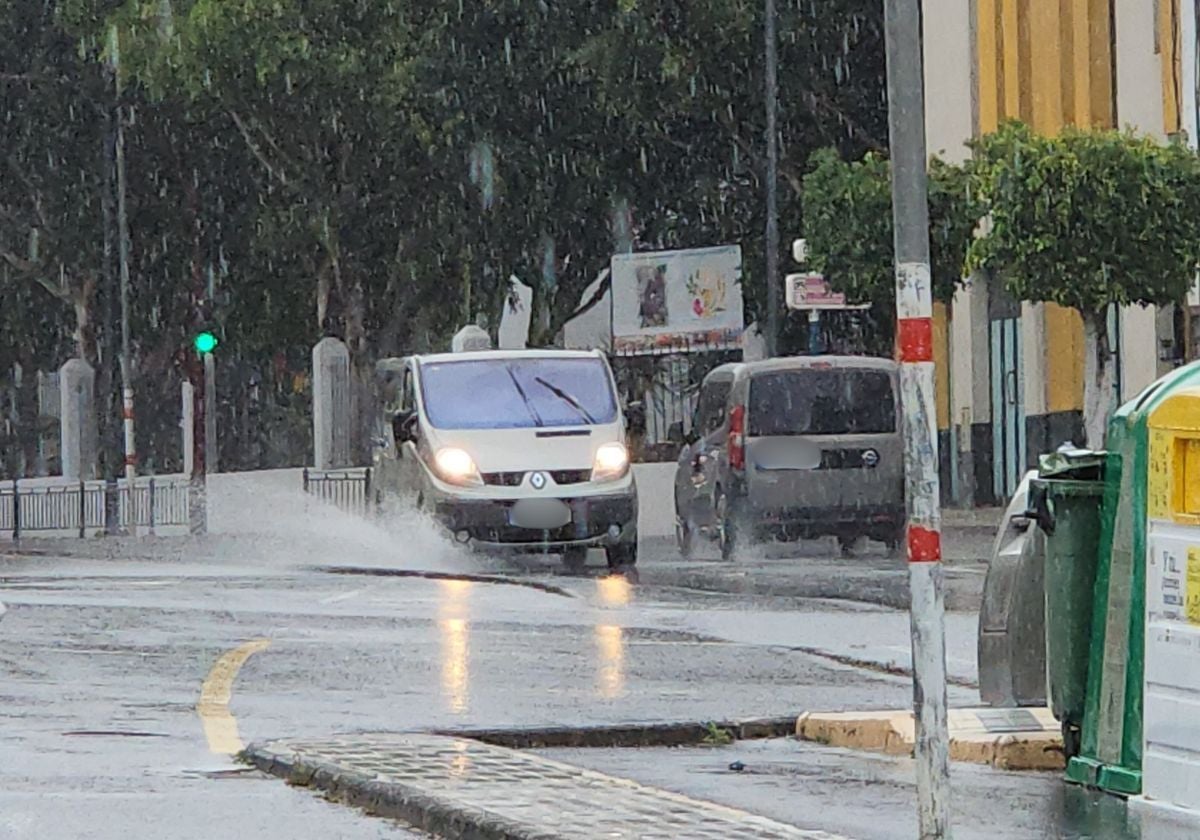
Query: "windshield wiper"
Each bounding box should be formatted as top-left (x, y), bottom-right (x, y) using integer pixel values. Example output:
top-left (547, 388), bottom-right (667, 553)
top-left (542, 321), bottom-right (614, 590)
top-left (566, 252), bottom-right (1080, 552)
top-left (533, 377), bottom-right (597, 425)
top-left (506, 365), bottom-right (545, 427)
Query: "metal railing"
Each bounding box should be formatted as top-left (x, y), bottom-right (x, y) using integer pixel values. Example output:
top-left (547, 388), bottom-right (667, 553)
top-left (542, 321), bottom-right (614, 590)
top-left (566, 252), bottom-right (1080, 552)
top-left (609, 339), bottom-right (742, 462)
top-left (302, 467), bottom-right (373, 515)
top-left (0, 477), bottom-right (191, 539)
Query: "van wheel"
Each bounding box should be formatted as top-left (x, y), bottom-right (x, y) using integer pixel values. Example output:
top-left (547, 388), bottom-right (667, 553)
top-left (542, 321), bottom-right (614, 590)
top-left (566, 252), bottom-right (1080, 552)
top-left (606, 542), bottom-right (637, 571)
top-left (676, 518), bottom-right (694, 559)
top-left (563, 547), bottom-right (588, 573)
top-left (838, 535), bottom-right (859, 558)
top-left (717, 492), bottom-right (740, 562)
top-left (885, 530), bottom-right (905, 559)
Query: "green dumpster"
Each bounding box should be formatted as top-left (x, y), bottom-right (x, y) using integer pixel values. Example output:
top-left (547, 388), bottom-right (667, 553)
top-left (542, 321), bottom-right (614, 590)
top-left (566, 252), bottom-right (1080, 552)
top-left (1029, 449), bottom-right (1106, 758)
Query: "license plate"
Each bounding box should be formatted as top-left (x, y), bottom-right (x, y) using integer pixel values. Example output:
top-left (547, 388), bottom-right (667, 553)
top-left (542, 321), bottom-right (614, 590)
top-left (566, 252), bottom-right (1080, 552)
top-left (508, 499), bottom-right (572, 529)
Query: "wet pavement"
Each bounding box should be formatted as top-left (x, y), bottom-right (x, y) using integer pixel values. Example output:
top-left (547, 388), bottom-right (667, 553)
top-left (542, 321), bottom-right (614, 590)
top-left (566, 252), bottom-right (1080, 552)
top-left (535, 739), bottom-right (1197, 839)
top-left (0, 492), bottom-right (1173, 838)
top-left (631, 528), bottom-right (994, 612)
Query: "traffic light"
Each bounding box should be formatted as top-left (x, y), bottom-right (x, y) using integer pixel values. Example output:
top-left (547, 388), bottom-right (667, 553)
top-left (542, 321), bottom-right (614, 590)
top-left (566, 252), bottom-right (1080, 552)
top-left (192, 331), bottom-right (218, 354)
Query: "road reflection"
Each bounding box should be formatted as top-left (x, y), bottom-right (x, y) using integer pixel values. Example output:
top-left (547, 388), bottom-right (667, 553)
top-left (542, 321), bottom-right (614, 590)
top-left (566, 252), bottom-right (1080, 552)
top-left (593, 575), bottom-right (630, 698)
top-left (594, 624), bottom-right (625, 699)
top-left (438, 580), bottom-right (472, 714)
top-left (596, 574), bottom-right (633, 607)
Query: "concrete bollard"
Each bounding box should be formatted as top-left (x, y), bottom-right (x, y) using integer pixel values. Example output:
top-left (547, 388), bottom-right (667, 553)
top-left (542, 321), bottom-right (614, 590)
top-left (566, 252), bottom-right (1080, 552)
top-left (59, 359), bottom-right (97, 480)
top-left (313, 337), bottom-right (352, 469)
top-left (204, 352), bottom-right (218, 474)
top-left (181, 381), bottom-right (195, 476)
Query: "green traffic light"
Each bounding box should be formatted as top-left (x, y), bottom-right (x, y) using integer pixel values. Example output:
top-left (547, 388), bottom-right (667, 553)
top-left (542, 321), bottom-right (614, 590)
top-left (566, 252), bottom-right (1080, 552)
top-left (193, 331), bottom-right (218, 354)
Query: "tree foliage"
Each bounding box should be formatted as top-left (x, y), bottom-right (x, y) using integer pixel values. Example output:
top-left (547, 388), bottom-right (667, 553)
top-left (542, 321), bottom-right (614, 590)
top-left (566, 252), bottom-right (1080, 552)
top-left (1, 0), bottom-right (893, 473)
top-left (967, 121), bottom-right (1200, 313)
top-left (800, 148), bottom-right (981, 308)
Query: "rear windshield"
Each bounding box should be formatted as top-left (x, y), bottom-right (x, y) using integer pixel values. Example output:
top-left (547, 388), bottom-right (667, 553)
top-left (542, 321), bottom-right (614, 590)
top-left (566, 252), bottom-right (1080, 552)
top-left (695, 381), bottom-right (732, 434)
top-left (748, 369), bottom-right (896, 436)
top-left (420, 357), bottom-right (618, 430)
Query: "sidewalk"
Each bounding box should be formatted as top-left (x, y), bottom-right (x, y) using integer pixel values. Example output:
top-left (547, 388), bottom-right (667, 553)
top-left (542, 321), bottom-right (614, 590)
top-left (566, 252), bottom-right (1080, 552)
top-left (246, 734), bottom-right (850, 839)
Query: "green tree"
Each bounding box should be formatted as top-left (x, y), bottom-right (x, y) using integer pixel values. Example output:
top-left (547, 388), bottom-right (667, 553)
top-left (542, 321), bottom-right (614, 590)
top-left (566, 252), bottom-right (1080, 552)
top-left (1, 0), bottom-right (112, 367)
top-left (800, 148), bottom-right (980, 351)
top-left (574, 0), bottom-right (888, 322)
top-left (968, 121), bottom-right (1200, 446)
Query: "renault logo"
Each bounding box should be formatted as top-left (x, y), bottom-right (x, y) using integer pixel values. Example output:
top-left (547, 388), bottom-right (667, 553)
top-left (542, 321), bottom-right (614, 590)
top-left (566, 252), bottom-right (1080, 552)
top-left (530, 472), bottom-right (548, 490)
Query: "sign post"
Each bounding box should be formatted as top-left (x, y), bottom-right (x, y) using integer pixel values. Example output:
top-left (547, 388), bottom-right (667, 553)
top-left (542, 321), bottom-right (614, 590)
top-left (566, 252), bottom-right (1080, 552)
top-left (784, 273), bottom-right (870, 355)
top-left (884, 0), bottom-right (951, 837)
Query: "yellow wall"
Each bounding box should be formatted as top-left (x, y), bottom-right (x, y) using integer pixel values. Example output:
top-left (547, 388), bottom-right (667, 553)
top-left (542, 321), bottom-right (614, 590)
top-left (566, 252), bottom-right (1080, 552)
top-left (976, 0), bottom-right (1113, 133)
top-left (974, 0), bottom-right (1113, 414)
top-left (934, 302), bottom-right (950, 430)
top-left (1160, 0), bottom-right (1183, 135)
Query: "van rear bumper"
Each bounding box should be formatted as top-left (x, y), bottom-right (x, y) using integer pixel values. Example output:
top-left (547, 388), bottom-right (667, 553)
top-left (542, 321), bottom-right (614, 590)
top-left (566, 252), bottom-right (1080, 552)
top-left (432, 491), bottom-right (638, 549)
top-left (750, 503), bottom-right (905, 540)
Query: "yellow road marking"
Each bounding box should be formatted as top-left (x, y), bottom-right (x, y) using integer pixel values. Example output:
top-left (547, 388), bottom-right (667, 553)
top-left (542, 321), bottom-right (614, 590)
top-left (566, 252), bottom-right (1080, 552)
top-left (197, 639), bottom-right (270, 755)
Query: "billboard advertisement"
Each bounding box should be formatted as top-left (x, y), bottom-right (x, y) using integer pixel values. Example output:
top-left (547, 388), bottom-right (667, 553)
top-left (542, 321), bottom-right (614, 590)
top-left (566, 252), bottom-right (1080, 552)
top-left (610, 245), bottom-right (744, 352)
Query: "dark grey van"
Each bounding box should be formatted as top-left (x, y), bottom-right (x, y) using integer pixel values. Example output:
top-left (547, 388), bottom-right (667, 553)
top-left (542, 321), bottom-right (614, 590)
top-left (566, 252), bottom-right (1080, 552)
top-left (674, 356), bottom-right (904, 560)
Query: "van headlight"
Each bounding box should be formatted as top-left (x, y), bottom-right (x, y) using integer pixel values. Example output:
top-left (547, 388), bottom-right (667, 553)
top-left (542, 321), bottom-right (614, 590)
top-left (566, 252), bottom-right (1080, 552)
top-left (433, 447), bottom-right (483, 487)
top-left (593, 442), bottom-right (630, 482)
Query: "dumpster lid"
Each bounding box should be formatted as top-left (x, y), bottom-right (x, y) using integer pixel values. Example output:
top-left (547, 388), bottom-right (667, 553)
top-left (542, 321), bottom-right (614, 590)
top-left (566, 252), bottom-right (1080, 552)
top-left (1038, 446), bottom-right (1105, 480)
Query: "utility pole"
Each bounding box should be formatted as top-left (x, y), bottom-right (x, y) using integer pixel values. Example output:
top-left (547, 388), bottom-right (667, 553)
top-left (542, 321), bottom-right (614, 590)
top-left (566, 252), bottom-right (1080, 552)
top-left (764, 0), bottom-right (780, 358)
top-left (115, 106), bottom-right (137, 492)
top-left (111, 25), bottom-right (138, 534)
top-left (883, 1), bottom-right (951, 837)
top-left (100, 80), bottom-right (120, 535)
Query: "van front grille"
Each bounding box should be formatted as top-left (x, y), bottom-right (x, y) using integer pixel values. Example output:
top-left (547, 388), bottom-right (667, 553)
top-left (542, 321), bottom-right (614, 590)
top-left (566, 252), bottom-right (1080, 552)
top-left (550, 469), bottom-right (592, 485)
top-left (480, 469), bottom-right (594, 487)
top-left (482, 472), bottom-right (525, 487)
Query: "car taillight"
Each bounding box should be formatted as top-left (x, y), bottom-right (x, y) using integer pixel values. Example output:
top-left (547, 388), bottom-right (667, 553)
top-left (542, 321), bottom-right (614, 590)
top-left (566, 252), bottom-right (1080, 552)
top-left (728, 404), bottom-right (746, 471)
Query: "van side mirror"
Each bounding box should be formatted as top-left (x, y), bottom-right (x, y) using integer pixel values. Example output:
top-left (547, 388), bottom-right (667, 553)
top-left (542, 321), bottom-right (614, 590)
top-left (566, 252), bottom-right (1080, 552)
top-left (625, 401), bottom-right (646, 435)
top-left (392, 410), bottom-right (417, 445)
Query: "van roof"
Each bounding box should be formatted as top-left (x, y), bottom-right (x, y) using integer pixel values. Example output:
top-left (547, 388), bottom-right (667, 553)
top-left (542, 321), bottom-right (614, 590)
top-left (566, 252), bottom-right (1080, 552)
top-left (415, 348), bottom-right (604, 365)
top-left (741, 354), bottom-right (897, 375)
top-left (702, 362), bottom-right (744, 384)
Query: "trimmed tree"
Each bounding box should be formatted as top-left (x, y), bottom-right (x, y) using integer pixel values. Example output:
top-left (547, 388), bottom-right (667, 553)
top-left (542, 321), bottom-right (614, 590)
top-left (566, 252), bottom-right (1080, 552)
top-left (968, 121), bottom-right (1200, 448)
top-left (801, 148), bottom-right (980, 352)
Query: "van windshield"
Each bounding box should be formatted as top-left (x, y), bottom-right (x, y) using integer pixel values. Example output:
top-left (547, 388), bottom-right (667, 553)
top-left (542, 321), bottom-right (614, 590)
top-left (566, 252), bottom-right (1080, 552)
top-left (748, 369), bottom-right (896, 436)
top-left (420, 357), bottom-right (618, 430)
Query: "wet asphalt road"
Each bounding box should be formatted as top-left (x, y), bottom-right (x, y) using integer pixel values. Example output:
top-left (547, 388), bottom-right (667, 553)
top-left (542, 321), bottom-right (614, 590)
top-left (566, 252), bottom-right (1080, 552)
top-left (0, 498), bottom-right (1170, 839)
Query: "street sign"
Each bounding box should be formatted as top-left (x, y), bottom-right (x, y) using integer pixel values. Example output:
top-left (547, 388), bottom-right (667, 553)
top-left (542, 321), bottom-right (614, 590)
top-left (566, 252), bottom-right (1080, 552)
top-left (785, 273), bottom-right (870, 311)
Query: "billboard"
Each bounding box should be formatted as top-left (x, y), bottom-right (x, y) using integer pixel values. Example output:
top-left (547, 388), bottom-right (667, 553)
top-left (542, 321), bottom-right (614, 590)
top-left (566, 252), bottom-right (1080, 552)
top-left (610, 245), bottom-right (744, 352)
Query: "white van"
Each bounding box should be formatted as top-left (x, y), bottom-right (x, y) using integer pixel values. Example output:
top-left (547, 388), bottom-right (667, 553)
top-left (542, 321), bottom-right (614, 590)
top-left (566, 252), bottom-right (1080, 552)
top-left (372, 348), bottom-right (639, 571)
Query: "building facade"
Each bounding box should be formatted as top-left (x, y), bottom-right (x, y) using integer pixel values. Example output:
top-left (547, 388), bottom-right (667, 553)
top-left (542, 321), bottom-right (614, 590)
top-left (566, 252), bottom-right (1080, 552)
top-left (926, 0), bottom-right (1200, 507)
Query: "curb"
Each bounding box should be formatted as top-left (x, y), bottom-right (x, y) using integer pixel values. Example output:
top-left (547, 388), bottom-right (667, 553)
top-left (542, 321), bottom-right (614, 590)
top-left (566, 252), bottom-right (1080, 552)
top-left (243, 744), bottom-right (533, 840)
top-left (434, 716), bottom-right (799, 749)
top-left (313, 566), bottom-right (577, 597)
top-left (795, 707), bottom-right (1064, 771)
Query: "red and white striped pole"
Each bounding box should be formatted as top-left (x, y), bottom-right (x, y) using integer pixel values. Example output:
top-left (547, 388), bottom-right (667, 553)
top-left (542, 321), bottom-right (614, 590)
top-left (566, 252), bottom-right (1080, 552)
top-left (122, 387), bottom-right (137, 483)
top-left (884, 0), bottom-right (951, 837)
